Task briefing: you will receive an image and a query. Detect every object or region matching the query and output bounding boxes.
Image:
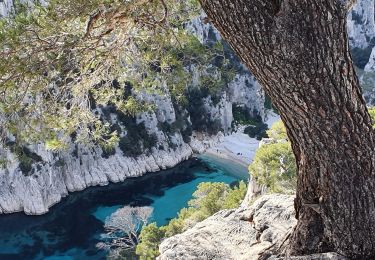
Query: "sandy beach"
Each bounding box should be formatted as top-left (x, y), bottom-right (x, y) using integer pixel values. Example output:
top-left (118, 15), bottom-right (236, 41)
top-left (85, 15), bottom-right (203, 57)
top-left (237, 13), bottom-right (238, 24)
top-left (204, 111), bottom-right (280, 168)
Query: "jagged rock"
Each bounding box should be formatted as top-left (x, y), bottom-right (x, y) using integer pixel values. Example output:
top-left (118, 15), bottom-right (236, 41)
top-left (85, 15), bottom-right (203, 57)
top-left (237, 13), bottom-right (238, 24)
top-left (0, 0), bottom-right (14, 17)
top-left (158, 194), bottom-right (296, 260)
top-left (277, 253), bottom-right (348, 259)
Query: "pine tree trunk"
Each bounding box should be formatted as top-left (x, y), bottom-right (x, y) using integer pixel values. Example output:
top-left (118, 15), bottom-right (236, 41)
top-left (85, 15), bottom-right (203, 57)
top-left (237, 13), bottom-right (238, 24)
top-left (199, 0), bottom-right (375, 258)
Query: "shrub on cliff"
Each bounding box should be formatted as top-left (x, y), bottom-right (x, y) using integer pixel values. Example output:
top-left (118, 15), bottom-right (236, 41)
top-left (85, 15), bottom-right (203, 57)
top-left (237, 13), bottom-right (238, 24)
top-left (249, 120), bottom-right (297, 194)
top-left (136, 223), bottom-right (165, 260)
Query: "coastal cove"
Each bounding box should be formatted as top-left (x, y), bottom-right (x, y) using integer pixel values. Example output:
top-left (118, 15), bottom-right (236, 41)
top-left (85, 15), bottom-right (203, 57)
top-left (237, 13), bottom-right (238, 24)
top-left (0, 156), bottom-right (248, 260)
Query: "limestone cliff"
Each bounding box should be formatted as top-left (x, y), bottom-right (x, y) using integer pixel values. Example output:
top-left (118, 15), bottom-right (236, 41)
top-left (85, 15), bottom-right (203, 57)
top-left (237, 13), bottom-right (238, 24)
top-left (0, 15), bottom-right (264, 215)
top-left (347, 0), bottom-right (375, 49)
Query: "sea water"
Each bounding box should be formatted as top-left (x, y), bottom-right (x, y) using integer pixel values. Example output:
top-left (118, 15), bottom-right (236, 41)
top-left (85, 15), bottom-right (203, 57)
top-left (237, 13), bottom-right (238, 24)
top-left (0, 156), bottom-right (248, 260)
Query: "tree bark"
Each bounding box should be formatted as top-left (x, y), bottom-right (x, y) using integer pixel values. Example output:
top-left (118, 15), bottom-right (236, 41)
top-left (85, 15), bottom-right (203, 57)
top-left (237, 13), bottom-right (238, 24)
top-left (199, 0), bottom-right (375, 258)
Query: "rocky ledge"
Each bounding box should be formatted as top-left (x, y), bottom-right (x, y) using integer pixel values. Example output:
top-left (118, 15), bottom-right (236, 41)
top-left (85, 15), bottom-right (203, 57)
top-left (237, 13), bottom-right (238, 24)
top-left (158, 194), bottom-right (347, 260)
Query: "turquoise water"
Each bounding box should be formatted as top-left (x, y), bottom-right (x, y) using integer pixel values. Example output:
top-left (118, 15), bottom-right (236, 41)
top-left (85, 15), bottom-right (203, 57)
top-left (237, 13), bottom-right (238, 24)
top-left (0, 156), bottom-right (248, 259)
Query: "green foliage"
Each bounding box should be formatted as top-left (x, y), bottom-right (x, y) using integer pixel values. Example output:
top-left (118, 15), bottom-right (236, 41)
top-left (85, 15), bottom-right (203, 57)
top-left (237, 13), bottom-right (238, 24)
top-left (266, 120), bottom-right (288, 140)
top-left (0, 0), bottom-right (242, 153)
top-left (6, 142), bottom-right (43, 175)
top-left (233, 104), bottom-right (268, 139)
top-left (244, 124), bottom-right (268, 140)
top-left (248, 120), bottom-right (296, 194)
top-left (369, 107), bottom-right (375, 128)
top-left (185, 87), bottom-right (223, 135)
top-left (189, 182), bottom-right (228, 217)
top-left (264, 95), bottom-right (278, 113)
top-left (222, 181), bottom-right (247, 209)
top-left (136, 181), bottom-right (247, 258)
top-left (0, 0), bottom-right (208, 148)
top-left (136, 223), bottom-right (165, 260)
top-left (232, 104), bottom-right (262, 125)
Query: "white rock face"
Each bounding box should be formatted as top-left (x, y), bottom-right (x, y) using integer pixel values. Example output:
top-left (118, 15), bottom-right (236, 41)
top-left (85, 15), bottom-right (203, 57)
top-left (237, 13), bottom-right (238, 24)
top-left (347, 0), bottom-right (375, 49)
top-left (0, 0), bottom-right (14, 17)
top-left (0, 142), bottom-right (192, 215)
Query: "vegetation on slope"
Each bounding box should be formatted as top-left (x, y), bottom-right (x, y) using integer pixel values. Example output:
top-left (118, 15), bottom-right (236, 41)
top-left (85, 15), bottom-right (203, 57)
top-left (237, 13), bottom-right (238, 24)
top-left (249, 120), bottom-right (297, 194)
top-left (232, 104), bottom-right (268, 140)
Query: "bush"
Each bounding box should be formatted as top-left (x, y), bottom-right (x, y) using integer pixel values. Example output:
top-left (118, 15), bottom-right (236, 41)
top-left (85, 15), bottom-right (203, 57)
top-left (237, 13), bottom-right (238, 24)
top-left (101, 147), bottom-right (116, 159)
top-left (351, 38), bottom-right (375, 69)
top-left (232, 104), bottom-right (262, 125)
top-left (249, 142), bottom-right (296, 194)
top-left (185, 87), bottom-right (223, 135)
top-left (119, 136), bottom-right (143, 157)
top-left (116, 112), bottom-right (158, 157)
top-left (7, 144), bottom-right (43, 176)
top-left (352, 46), bottom-right (373, 69)
top-left (266, 120), bottom-right (288, 140)
top-left (189, 182), bottom-right (228, 217)
top-left (222, 181), bottom-right (247, 209)
top-left (135, 223), bottom-right (165, 260)
top-left (249, 120), bottom-right (297, 194)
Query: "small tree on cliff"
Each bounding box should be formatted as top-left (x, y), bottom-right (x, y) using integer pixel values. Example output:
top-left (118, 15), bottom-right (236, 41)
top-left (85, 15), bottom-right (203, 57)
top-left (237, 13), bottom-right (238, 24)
top-left (1, 0), bottom-right (375, 258)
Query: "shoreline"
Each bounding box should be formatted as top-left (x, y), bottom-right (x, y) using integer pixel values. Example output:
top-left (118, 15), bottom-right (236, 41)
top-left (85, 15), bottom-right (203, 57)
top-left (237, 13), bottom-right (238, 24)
top-left (203, 149), bottom-right (250, 169)
top-left (202, 111), bottom-right (280, 171)
top-left (0, 112), bottom-right (280, 216)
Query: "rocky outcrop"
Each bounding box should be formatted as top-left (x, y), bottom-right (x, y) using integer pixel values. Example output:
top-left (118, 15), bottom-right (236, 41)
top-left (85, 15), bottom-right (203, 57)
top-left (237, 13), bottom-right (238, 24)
top-left (158, 194), bottom-right (347, 260)
top-left (158, 194), bottom-right (296, 260)
top-left (0, 0), bottom-right (14, 17)
top-left (347, 0), bottom-right (375, 49)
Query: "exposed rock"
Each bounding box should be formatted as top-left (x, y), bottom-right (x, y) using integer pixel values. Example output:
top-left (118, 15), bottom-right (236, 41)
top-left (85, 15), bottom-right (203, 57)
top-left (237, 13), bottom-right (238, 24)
top-left (0, 0), bottom-right (14, 17)
top-left (158, 194), bottom-right (296, 260)
top-left (365, 47), bottom-right (375, 72)
top-left (158, 194), bottom-right (348, 260)
top-left (347, 0), bottom-right (375, 49)
top-left (268, 253), bottom-right (348, 260)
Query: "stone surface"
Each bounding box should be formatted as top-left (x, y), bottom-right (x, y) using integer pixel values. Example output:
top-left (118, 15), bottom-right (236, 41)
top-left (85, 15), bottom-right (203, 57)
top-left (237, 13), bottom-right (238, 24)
top-left (158, 194), bottom-right (296, 260)
top-left (347, 0), bottom-right (375, 49)
top-left (158, 194), bottom-right (349, 260)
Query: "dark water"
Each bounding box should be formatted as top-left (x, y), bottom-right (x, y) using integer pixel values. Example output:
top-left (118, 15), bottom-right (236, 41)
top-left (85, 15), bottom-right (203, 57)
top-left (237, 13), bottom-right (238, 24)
top-left (0, 156), bottom-right (248, 260)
